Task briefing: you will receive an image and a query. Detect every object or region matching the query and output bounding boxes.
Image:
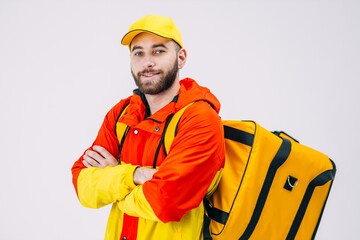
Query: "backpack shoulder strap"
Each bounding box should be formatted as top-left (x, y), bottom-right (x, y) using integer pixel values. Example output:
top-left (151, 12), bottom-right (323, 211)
top-left (115, 102), bottom-right (130, 164)
top-left (163, 102), bottom-right (194, 155)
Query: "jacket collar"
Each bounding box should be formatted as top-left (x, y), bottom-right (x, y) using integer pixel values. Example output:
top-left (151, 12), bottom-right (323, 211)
top-left (120, 78), bottom-right (221, 127)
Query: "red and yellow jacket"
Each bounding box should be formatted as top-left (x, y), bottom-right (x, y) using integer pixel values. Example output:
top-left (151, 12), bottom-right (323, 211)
top-left (71, 78), bottom-right (225, 240)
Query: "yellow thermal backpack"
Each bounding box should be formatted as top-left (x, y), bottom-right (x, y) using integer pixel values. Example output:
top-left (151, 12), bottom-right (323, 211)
top-left (115, 103), bottom-right (336, 240)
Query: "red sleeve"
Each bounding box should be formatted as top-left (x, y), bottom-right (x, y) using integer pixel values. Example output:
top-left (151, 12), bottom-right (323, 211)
top-left (142, 101), bottom-right (225, 223)
top-left (71, 98), bottom-right (130, 196)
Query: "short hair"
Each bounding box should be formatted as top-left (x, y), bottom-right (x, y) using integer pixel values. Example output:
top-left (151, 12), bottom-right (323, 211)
top-left (173, 41), bottom-right (182, 54)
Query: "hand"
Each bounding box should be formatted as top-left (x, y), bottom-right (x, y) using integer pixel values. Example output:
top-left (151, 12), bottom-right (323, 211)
top-left (83, 145), bottom-right (118, 168)
top-left (133, 167), bottom-right (158, 185)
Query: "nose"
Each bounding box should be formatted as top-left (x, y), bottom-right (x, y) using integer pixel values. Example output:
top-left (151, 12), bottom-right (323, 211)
top-left (143, 55), bottom-right (155, 69)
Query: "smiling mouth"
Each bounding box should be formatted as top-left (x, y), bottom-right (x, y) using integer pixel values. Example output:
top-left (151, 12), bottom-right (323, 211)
top-left (142, 72), bottom-right (159, 77)
top-left (139, 70), bottom-right (162, 80)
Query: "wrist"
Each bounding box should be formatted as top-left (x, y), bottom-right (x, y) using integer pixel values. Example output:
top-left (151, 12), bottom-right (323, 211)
top-left (133, 166), bottom-right (141, 185)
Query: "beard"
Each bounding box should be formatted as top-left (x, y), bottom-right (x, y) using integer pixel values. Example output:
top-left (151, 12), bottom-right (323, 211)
top-left (131, 58), bottom-right (178, 95)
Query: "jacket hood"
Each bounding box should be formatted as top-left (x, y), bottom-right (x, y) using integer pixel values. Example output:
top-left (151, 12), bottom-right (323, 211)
top-left (176, 78), bottom-right (221, 113)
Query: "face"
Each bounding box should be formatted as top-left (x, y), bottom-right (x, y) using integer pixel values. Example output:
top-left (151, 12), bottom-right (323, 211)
top-left (130, 33), bottom-right (185, 95)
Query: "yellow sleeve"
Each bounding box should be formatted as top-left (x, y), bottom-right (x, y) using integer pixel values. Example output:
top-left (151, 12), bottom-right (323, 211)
top-left (116, 185), bottom-right (161, 222)
top-left (115, 169), bottom-right (223, 223)
top-left (77, 163), bottom-right (138, 209)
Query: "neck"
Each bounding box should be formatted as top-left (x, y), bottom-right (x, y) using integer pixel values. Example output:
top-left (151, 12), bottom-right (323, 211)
top-left (145, 81), bottom-right (180, 115)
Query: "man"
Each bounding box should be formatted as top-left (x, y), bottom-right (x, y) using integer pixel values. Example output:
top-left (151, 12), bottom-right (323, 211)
top-left (71, 14), bottom-right (225, 240)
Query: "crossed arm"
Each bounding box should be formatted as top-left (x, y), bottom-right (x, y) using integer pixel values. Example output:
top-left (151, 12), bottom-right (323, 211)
top-left (82, 145), bottom-right (157, 185)
top-left (72, 101), bottom-right (225, 223)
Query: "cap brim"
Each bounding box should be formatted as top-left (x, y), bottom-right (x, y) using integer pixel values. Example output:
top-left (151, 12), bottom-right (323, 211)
top-left (121, 29), bottom-right (175, 48)
top-left (121, 30), bottom-right (144, 46)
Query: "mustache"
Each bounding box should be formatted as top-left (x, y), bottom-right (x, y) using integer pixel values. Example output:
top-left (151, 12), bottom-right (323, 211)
top-left (138, 69), bottom-right (162, 75)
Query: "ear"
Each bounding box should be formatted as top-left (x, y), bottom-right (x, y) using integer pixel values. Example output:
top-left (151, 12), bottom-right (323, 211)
top-left (177, 48), bottom-right (187, 69)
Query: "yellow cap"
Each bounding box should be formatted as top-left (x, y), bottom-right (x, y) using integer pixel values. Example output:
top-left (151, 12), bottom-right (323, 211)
top-left (121, 14), bottom-right (183, 48)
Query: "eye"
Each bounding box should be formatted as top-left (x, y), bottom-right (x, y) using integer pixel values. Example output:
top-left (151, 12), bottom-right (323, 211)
top-left (154, 49), bottom-right (165, 54)
top-left (133, 51), bottom-right (143, 56)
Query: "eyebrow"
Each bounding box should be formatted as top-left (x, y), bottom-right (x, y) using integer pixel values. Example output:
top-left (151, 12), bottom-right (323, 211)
top-left (152, 44), bottom-right (168, 49)
top-left (131, 46), bottom-right (143, 52)
top-left (131, 43), bottom-right (168, 52)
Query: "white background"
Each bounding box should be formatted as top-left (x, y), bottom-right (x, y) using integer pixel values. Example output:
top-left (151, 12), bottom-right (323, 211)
top-left (1, 0), bottom-right (359, 239)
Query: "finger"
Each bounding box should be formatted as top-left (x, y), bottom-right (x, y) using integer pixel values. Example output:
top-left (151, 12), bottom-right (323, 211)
top-left (86, 149), bottom-right (105, 164)
top-left (93, 145), bottom-right (113, 159)
top-left (82, 160), bottom-right (92, 168)
top-left (83, 154), bottom-right (101, 167)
